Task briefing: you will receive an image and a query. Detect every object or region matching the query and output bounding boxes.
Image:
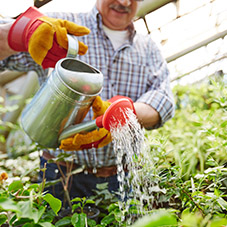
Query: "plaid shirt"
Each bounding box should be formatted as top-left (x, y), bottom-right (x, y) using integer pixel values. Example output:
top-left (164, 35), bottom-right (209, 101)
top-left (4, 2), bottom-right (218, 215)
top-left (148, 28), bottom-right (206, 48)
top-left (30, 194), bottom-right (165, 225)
top-left (0, 6), bottom-right (175, 167)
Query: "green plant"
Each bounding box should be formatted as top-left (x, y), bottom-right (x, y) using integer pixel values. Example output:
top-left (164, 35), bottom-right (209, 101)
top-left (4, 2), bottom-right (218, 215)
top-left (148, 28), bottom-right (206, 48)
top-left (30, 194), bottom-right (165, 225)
top-left (89, 183), bottom-right (118, 214)
top-left (131, 209), bottom-right (178, 227)
top-left (0, 178), bottom-right (61, 226)
top-left (0, 96), bottom-right (19, 143)
top-left (0, 79), bottom-right (226, 226)
top-left (122, 79), bottom-right (227, 225)
top-left (54, 197), bottom-right (97, 227)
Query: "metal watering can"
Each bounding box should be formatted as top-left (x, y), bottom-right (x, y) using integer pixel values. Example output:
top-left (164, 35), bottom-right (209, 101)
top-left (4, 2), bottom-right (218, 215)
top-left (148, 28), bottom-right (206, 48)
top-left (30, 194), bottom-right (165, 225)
top-left (21, 35), bottom-right (103, 148)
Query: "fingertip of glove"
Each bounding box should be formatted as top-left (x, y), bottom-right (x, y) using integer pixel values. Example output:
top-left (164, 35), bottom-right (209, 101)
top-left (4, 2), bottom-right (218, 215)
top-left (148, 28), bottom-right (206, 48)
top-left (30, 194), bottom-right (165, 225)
top-left (78, 42), bottom-right (88, 55)
top-left (76, 26), bottom-right (90, 35)
top-left (81, 27), bottom-right (90, 35)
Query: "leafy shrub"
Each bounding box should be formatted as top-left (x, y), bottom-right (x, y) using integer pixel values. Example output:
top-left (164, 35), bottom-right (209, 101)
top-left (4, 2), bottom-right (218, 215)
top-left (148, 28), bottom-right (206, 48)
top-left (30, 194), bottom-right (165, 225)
top-left (0, 79), bottom-right (226, 226)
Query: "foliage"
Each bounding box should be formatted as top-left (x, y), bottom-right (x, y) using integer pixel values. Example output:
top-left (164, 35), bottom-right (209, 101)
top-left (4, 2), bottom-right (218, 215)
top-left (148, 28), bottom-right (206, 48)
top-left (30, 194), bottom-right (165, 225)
top-left (0, 96), bottom-right (19, 143)
top-left (0, 79), bottom-right (227, 226)
top-left (0, 178), bottom-right (60, 226)
top-left (139, 79), bottom-right (227, 224)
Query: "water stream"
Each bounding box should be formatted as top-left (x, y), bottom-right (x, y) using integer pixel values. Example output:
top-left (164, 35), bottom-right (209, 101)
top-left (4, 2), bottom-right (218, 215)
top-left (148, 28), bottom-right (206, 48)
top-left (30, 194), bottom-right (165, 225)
top-left (110, 108), bottom-right (151, 225)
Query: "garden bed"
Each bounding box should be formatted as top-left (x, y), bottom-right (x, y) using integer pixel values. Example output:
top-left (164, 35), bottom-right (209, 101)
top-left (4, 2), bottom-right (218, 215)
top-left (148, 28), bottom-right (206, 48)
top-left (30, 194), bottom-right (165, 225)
top-left (0, 79), bottom-right (227, 226)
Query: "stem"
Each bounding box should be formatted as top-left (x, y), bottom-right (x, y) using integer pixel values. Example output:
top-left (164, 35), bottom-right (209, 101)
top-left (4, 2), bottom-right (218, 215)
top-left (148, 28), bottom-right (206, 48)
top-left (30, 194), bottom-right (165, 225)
top-left (56, 160), bottom-right (75, 209)
top-left (60, 177), bottom-right (72, 209)
top-left (56, 162), bottom-right (66, 182)
top-left (181, 187), bottom-right (204, 216)
top-left (168, 182), bottom-right (205, 216)
top-left (41, 162), bottom-right (47, 194)
top-left (85, 216), bottom-right (88, 227)
top-left (65, 161), bottom-right (73, 189)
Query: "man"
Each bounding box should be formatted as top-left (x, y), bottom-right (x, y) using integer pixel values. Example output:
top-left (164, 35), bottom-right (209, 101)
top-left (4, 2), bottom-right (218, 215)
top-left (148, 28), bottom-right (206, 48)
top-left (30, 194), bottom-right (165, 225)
top-left (0, 0), bottom-right (175, 205)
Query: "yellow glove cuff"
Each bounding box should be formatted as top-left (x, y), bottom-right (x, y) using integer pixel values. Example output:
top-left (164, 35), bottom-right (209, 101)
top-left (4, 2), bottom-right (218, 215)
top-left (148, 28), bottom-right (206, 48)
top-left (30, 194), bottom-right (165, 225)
top-left (97, 131), bottom-right (112, 148)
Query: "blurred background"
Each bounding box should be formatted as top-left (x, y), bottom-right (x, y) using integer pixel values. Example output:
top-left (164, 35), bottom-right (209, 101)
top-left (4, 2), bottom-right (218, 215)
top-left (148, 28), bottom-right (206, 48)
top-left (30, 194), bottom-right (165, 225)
top-left (0, 0), bottom-right (226, 147)
top-left (1, 0), bottom-right (226, 85)
top-left (0, 3), bottom-right (226, 223)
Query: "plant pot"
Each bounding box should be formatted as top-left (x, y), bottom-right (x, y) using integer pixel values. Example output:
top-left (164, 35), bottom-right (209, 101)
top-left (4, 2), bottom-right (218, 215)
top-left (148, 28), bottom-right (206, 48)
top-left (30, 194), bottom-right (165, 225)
top-left (58, 206), bottom-right (100, 221)
top-left (83, 206), bottom-right (100, 221)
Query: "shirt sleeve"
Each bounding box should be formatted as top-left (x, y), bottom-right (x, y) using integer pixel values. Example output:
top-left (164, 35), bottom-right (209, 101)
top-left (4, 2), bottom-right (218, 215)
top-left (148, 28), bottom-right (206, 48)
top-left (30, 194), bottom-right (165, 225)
top-left (136, 40), bottom-right (175, 129)
top-left (0, 52), bottom-right (47, 84)
top-left (0, 18), bottom-right (49, 84)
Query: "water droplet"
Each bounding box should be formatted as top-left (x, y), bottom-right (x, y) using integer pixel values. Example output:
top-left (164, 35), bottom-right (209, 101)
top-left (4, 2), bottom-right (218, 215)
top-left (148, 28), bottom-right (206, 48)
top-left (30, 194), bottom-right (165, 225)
top-left (108, 108), bottom-right (153, 223)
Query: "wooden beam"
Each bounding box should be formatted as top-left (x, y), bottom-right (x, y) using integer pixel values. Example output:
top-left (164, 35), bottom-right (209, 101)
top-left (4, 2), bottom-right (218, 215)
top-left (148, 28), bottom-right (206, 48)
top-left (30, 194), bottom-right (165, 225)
top-left (34, 0), bottom-right (53, 8)
top-left (0, 71), bottom-right (25, 86)
top-left (165, 30), bottom-right (227, 63)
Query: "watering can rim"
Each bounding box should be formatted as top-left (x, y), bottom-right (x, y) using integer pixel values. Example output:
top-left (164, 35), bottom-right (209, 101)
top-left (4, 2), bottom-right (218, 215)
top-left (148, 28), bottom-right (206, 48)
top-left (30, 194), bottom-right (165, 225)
top-left (54, 58), bottom-right (104, 97)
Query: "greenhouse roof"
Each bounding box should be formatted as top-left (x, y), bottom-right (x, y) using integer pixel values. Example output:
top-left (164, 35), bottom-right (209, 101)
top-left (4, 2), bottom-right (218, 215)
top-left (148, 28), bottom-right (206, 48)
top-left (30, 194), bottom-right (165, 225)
top-left (134, 0), bottom-right (227, 84)
top-left (0, 0), bottom-right (226, 85)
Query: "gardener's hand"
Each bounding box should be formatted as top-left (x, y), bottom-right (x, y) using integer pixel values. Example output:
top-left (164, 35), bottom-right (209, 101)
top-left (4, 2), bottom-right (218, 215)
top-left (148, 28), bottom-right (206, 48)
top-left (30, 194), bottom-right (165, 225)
top-left (59, 96), bottom-right (112, 151)
top-left (8, 6), bottom-right (90, 68)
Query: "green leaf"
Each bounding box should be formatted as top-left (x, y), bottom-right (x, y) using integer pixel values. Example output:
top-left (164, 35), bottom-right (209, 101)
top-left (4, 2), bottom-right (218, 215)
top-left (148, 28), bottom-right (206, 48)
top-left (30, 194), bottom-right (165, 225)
top-left (9, 214), bottom-right (17, 226)
top-left (220, 120), bottom-right (227, 128)
top-left (18, 201), bottom-right (40, 223)
top-left (38, 221), bottom-right (55, 227)
top-left (13, 218), bottom-right (33, 226)
top-left (16, 201), bottom-right (44, 224)
top-left (37, 206), bottom-right (46, 222)
top-left (72, 203), bottom-right (81, 212)
top-left (96, 183), bottom-right (108, 190)
top-left (84, 199), bottom-right (95, 205)
top-left (0, 198), bottom-right (20, 213)
top-left (0, 214), bottom-right (7, 225)
top-left (8, 180), bottom-right (23, 192)
top-left (71, 213), bottom-right (86, 227)
top-left (43, 193), bottom-right (62, 215)
top-left (191, 121), bottom-right (203, 127)
top-left (108, 203), bottom-right (118, 212)
top-left (87, 218), bottom-right (96, 227)
top-left (210, 217), bottom-right (227, 227)
top-left (21, 223), bottom-right (34, 227)
top-left (28, 183), bottom-right (40, 190)
top-left (71, 197), bottom-right (82, 203)
top-left (217, 197), bottom-right (227, 210)
top-left (112, 208), bottom-right (122, 222)
top-left (131, 210), bottom-right (178, 227)
top-left (55, 216), bottom-right (71, 227)
top-left (71, 213), bottom-right (79, 225)
top-left (100, 213), bottom-right (115, 226)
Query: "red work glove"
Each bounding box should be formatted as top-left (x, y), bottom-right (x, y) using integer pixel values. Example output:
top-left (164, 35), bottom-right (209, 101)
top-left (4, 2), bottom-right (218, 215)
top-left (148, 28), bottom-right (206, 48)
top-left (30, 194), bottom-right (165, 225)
top-left (79, 95), bottom-right (136, 149)
top-left (8, 6), bottom-right (90, 68)
top-left (60, 96), bottom-right (112, 151)
top-left (59, 96), bottom-right (136, 151)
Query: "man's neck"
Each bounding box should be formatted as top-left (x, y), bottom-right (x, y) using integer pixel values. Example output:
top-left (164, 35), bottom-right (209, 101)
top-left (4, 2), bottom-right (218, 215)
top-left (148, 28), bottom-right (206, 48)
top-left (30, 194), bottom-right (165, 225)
top-left (103, 25), bottom-right (129, 50)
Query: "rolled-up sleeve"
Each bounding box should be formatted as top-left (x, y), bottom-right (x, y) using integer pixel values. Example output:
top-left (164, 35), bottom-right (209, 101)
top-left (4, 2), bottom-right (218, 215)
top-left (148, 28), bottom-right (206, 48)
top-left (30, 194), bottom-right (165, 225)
top-left (0, 52), bottom-right (47, 84)
top-left (136, 41), bottom-right (175, 129)
top-left (0, 19), bottom-right (48, 83)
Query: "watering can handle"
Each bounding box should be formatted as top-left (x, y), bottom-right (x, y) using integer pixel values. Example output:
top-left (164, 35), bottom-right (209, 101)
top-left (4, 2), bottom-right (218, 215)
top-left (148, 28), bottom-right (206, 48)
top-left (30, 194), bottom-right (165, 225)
top-left (66, 35), bottom-right (79, 58)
